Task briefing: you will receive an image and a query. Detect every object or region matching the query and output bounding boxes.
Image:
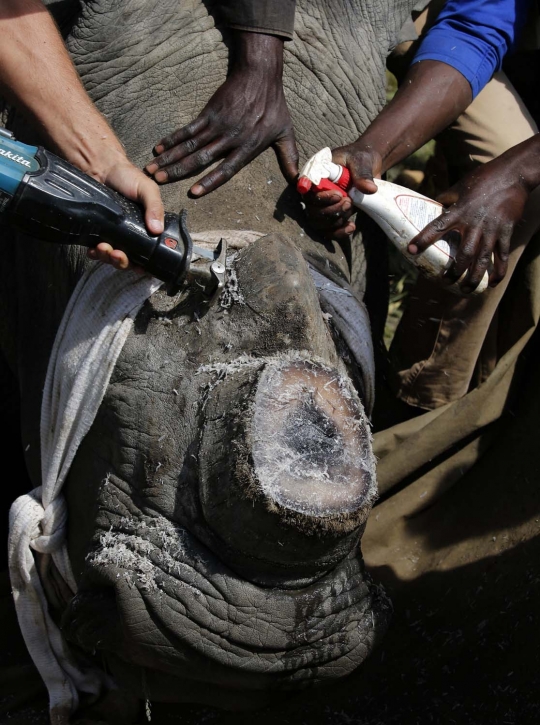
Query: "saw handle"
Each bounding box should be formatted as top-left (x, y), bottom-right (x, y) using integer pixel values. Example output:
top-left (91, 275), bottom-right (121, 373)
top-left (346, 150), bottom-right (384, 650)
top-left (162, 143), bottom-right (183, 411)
top-left (7, 148), bottom-right (192, 288)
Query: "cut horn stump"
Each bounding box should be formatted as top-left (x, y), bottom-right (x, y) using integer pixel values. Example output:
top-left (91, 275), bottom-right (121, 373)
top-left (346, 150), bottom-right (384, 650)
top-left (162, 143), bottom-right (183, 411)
top-left (199, 358), bottom-right (376, 585)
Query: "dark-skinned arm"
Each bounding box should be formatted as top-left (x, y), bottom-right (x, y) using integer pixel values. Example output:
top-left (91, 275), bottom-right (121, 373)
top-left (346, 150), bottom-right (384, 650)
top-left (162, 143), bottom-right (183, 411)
top-left (304, 0), bottom-right (533, 290)
top-left (409, 134), bottom-right (540, 291)
top-left (304, 54), bottom-right (536, 291)
top-left (146, 21), bottom-right (298, 196)
top-left (304, 60), bottom-right (472, 240)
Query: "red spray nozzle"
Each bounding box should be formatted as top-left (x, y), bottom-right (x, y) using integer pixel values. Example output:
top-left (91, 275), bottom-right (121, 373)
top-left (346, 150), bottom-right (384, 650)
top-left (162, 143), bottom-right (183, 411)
top-left (297, 176), bottom-right (313, 194)
top-left (297, 164), bottom-right (351, 196)
top-left (335, 166), bottom-right (351, 190)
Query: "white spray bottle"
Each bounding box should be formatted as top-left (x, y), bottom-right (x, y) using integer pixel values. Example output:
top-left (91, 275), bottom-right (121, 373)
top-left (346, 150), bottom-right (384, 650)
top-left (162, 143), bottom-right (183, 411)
top-left (297, 148), bottom-right (488, 294)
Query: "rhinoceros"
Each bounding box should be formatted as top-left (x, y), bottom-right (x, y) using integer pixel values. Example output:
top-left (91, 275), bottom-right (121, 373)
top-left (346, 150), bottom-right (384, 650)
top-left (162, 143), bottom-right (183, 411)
top-left (0, 0), bottom-right (417, 721)
top-left (4, 1), bottom-right (539, 724)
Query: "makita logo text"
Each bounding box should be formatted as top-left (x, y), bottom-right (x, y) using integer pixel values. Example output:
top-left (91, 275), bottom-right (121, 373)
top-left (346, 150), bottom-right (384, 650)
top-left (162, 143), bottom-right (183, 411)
top-left (0, 149), bottom-right (32, 167)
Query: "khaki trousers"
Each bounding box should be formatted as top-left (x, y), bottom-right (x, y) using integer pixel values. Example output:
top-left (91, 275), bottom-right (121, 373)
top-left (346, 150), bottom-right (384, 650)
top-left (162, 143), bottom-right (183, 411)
top-left (388, 5), bottom-right (540, 410)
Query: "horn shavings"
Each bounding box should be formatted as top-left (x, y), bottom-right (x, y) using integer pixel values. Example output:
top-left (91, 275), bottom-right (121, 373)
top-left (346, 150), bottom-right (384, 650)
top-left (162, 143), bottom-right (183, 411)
top-left (87, 516), bottom-right (204, 597)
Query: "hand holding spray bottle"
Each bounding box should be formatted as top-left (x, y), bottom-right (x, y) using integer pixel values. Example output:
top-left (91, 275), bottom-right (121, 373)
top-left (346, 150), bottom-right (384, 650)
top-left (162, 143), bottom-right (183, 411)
top-left (297, 148), bottom-right (488, 295)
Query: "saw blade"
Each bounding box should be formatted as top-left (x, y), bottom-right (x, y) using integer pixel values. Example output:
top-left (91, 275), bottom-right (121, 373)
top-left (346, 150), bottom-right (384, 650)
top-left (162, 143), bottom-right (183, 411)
top-left (192, 244), bottom-right (215, 261)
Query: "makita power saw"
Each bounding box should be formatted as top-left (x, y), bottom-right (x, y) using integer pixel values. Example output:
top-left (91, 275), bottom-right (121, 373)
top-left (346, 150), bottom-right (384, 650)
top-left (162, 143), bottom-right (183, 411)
top-left (0, 127), bottom-right (226, 295)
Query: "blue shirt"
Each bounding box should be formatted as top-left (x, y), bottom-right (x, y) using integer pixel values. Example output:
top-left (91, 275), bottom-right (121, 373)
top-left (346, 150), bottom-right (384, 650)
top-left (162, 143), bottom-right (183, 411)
top-left (413, 0), bottom-right (531, 98)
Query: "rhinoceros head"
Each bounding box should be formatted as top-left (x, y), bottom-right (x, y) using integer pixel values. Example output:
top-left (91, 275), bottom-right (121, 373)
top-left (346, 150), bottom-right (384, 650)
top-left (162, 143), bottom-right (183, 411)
top-left (59, 233), bottom-right (389, 706)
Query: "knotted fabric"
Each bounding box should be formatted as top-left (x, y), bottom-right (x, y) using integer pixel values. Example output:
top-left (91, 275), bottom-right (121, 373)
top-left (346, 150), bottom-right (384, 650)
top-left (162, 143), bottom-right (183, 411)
top-left (7, 233), bottom-right (375, 724)
top-left (8, 263), bottom-right (162, 724)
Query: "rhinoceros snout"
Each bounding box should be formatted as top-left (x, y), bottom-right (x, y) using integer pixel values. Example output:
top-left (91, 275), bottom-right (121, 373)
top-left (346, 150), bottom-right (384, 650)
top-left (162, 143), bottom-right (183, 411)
top-left (199, 357), bottom-right (377, 586)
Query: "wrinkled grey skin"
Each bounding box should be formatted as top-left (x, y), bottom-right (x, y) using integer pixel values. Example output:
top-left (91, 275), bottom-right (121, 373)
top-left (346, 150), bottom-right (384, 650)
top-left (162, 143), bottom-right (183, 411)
top-left (0, 0), bottom-right (415, 711)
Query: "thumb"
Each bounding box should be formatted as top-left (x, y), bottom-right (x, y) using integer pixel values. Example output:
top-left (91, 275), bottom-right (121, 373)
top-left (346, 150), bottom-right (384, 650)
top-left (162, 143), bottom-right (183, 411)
top-left (105, 160), bottom-right (165, 236)
top-left (408, 210), bottom-right (457, 255)
top-left (136, 174), bottom-right (165, 236)
top-left (274, 130), bottom-right (299, 184)
top-left (347, 150), bottom-right (382, 195)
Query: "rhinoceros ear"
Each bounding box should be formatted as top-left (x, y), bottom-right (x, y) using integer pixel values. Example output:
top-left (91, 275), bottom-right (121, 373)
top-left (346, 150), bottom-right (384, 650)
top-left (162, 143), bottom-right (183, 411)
top-left (198, 358), bottom-right (377, 586)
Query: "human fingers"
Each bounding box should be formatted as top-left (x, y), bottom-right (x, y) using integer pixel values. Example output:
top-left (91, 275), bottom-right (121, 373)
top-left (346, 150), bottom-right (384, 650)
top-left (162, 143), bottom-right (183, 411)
top-left (189, 145), bottom-right (258, 197)
top-left (303, 187), bottom-right (354, 240)
top-left (104, 162), bottom-right (164, 236)
top-left (408, 208), bottom-right (457, 255)
top-left (155, 136), bottom-right (235, 186)
top-left (312, 210), bottom-right (352, 228)
top-left (109, 249), bottom-right (131, 270)
top-left (460, 232), bottom-right (496, 293)
top-left (153, 117), bottom-right (209, 155)
top-left (301, 189), bottom-right (348, 227)
top-left (305, 213), bottom-right (355, 240)
top-left (304, 189), bottom-right (348, 208)
top-left (332, 147), bottom-right (380, 194)
top-left (305, 204), bottom-right (355, 241)
top-left (135, 174), bottom-right (165, 235)
top-left (490, 222), bottom-right (513, 287)
top-left (146, 127), bottom-right (217, 178)
top-left (88, 243), bottom-right (130, 270)
top-left (304, 196), bottom-right (353, 232)
top-left (442, 226), bottom-right (483, 286)
top-left (274, 129), bottom-right (299, 184)
top-left (324, 221), bottom-right (356, 240)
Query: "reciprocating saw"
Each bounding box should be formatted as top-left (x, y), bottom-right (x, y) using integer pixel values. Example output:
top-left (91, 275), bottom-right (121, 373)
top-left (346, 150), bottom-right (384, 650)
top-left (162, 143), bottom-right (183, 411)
top-left (0, 127), bottom-right (226, 296)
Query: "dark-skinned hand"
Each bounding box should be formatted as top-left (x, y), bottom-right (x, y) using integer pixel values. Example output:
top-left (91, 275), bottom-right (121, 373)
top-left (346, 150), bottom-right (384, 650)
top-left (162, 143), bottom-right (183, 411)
top-left (145, 31), bottom-right (298, 196)
top-left (302, 143), bottom-right (381, 240)
top-left (408, 153), bottom-right (532, 292)
top-left (303, 61), bottom-right (474, 242)
top-left (304, 138), bottom-right (532, 294)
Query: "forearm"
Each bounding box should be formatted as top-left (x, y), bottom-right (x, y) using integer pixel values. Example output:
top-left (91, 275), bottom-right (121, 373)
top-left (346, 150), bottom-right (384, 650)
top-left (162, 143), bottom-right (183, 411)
top-left (359, 60), bottom-right (472, 173)
top-left (304, 60), bottom-right (473, 239)
top-left (231, 30), bottom-right (284, 77)
top-left (147, 26), bottom-right (297, 193)
top-left (0, 0), bottom-right (125, 180)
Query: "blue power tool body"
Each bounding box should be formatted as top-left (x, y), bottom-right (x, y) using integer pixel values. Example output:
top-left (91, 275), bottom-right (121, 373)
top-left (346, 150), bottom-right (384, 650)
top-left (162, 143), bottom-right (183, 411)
top-left (0, 127), bottom-right (219, 292)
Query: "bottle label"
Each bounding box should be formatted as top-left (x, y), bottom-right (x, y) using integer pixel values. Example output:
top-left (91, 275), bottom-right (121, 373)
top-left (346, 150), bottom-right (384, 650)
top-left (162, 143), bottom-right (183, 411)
top-left (394, 193), bottom-right (455, 264)
top-left (395, 194), bottom-right (442, 232)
